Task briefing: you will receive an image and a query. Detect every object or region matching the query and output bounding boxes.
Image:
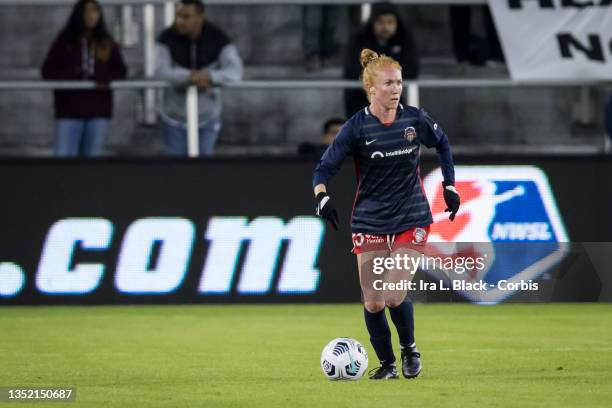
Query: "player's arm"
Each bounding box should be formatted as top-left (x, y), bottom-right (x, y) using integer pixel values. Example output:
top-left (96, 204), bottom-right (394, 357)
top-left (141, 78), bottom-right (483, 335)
top-left (312, 122), bottom-right (357, 230)
top-left (418, 109), bottom-right (460, 220)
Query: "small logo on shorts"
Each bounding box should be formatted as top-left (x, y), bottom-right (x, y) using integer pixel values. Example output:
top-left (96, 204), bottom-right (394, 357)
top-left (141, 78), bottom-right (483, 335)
top-left (404, 126), bottom-right (417, 142)
top-left (412, 227), bottom-right (427, 244)
top-left (352, 233), bottom-right (386, 248)
top-left (353, 233), bottom-right (365, 247)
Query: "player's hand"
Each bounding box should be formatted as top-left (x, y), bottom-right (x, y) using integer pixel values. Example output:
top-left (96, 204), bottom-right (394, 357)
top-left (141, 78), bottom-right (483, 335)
top-left (443, 183), bottom-right (460, 221)
top-left (315, 192), bottom-right (339, 230)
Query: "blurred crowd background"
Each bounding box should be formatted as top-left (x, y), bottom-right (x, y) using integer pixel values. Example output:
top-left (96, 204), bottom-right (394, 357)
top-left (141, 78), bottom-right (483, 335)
top-left (0, 0), bottom-right (609, 157)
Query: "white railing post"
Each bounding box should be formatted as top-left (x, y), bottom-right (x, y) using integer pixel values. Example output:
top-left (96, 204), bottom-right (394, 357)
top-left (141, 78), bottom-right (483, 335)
top-left (186, 85), bottom-right (199, 157)
top-left (163, 0), bottom-right (175, 26)
top-left (143, 3), bottom-right (157, 125)
top-left (576, 86), bottom-right (594, 125)
top-left (120, 5), bottom-right (139, 47)
top-left (360, 3), bottom-right (371, 23)
top-left (407, 81), bottom-right (419, 108)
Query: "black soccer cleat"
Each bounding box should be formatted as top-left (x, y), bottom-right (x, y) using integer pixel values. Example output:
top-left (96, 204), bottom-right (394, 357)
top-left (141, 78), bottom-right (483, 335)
top-left (368, 365), bottom-right (399, 380)
top-left (400, 344), bottom-right (422, 379)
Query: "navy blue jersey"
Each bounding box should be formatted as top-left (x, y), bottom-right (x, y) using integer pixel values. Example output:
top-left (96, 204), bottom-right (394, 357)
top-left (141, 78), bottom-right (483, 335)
top-left (313, 104), bottom-right (455, 234)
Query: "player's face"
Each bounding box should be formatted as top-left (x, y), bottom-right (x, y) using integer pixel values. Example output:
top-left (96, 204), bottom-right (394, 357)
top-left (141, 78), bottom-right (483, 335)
top-left (175, 4), bottom-right (205, 38)
top-left (373, 14), bottom-right (397, 43)
top-left (83, 2), bottom-right (101, 30)
top-left (371, 67), bottom-right (402, 110)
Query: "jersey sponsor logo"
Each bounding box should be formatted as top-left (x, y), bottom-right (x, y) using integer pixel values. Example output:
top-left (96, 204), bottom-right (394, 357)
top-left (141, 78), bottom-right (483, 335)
top-left (370, 146), bottom-right (417, 159)
top-left (404, 126), bottom-right (417, 142)
top-left (423, 166), bottom-right (569, 303)
top-left (388, 146), bottom-right (417, 156)
top-left (0, 216), bottom-right (324, 298)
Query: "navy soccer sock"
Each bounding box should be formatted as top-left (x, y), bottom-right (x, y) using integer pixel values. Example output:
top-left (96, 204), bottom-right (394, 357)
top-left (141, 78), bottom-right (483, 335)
top-left (363, 308), bottom-right (395, 366)
top-left (388, 298), bottom-right (415, 348)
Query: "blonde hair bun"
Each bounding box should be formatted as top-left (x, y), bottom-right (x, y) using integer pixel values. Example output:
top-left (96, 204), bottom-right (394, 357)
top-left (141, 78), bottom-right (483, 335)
top-left (360, 49), bottom-right (379, 68)
top-left (358, 48), bottom-right (402, 102)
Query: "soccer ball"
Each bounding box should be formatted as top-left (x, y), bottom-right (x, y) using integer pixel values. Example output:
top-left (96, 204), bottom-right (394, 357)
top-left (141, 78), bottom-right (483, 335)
top-left (320, 338), bottom-right (368, 380)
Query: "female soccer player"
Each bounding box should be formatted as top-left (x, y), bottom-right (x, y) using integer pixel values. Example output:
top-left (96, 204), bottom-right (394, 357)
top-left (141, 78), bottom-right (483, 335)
top-left (313, 49), bottom-right (460, 380)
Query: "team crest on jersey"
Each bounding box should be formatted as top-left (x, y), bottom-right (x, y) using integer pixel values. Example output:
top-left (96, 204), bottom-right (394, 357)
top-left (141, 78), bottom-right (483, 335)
top-left (404, 126), bottom-right (417, 142)
top-left (422, 166), bottom-right (569, 304)
top-left (412, 227), bottom-right (427, 244)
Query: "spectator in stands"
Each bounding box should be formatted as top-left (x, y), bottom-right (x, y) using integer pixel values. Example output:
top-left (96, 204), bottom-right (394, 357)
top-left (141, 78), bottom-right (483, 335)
top-left (449, 6), bottom-right (505, 67)
top-left (343, 1), bottom-right (419, 118)
top-left (41, 0), bottom-right (127, 157)
top-left (298, 117), bottom-right (344, 158)
top-left (302, 5), bottom-right (345, 72)
top-left (155, 0), bottom-right (243, 156)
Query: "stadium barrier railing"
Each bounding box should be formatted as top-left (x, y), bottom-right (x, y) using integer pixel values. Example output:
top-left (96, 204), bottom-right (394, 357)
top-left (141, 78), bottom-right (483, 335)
top-left (0, 78), bottom-right (605, 156)
top-left (0, 0), bottom-right (488, 127)
top-left (0, 0), bottom-right (607, 154)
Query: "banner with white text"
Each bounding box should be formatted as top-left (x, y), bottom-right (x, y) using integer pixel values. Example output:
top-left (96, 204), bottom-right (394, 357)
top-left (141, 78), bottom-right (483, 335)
top-left (488, 0), bottom-right (612, 80)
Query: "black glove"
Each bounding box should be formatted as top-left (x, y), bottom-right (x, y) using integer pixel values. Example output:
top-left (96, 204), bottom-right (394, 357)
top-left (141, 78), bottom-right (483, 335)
top-left (442, 182), bottom-right (460, 221)
top-left (315, 192), bottom-right (339, 230)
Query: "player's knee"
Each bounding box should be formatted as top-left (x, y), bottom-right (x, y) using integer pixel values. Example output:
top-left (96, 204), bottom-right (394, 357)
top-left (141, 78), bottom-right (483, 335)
top-left (384, 292), bottom-right (407, 308)
top-left (385, 299), bottom-right (403, 308)
top-left (364, 301), bottom-right (385, 313)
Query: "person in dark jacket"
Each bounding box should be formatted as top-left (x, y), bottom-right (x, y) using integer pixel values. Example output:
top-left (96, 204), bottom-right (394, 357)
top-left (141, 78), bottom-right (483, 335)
top-left (42, 0), bottom-right (127, 157)
top-left (343, 1), bottom-right (419, 118)
top-left (155, 0), bottom-right (243, 156)
top-left (449, 6), bottom-right (505, 67)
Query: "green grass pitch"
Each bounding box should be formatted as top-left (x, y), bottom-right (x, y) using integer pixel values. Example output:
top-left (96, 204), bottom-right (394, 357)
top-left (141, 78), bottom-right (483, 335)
top-left (1, 303), bottom-right (611, 407)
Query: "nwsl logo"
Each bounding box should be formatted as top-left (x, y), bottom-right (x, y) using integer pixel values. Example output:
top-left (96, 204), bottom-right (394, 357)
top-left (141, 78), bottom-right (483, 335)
top-left (422, 166), bottom-right (569, 303)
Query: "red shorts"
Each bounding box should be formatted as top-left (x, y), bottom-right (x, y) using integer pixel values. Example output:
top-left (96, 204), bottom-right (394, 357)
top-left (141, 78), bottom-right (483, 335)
top-left (351, 226), bottom-right (430, 254)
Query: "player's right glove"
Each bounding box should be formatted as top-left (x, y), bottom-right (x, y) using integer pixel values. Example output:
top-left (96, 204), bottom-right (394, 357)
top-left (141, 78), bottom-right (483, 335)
top-left (443, 182), bottom-right (460, 221)
top-left (315, 192), bottom-right (339, 230)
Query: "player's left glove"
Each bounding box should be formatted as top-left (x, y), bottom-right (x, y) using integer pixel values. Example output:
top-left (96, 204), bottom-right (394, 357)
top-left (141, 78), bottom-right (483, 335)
top-left (443, 182), bottom-right (460, 221)
top-left (315, 192), bottom-right (339, 230)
